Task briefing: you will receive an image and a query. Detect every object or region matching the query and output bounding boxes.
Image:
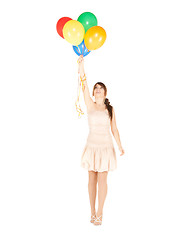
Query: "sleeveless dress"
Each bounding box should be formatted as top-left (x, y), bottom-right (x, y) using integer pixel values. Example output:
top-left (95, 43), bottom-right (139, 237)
top-left (81, 108), bottom-right (117, 172)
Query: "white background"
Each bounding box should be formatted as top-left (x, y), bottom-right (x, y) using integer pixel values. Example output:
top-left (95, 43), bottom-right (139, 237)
top-left (0, 0), bottom-right (194, 239)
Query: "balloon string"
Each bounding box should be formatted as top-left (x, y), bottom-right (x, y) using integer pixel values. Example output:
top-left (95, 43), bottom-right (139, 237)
top-left (82, 43), bottom-right (85, 55)
top-left (77, 45), bottom-right (81, 55)
top-left (75, 72), bottom-right (84, 118)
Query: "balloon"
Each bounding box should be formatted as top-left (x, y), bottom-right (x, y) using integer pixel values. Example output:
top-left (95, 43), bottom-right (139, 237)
top-left (63, 20), bottom-right (85, 45)
top-left (56, 17), bottom-right (72, 38)
top-left (84, 26), bottom-right (106, 50)
top-left (77, 12), bottom-right (97, 33)
top-left (73, 40), bottom-right (91, 57)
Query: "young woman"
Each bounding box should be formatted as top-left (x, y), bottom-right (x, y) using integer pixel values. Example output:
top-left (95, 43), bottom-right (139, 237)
top-left (77, 55), bottom-right (125, 225)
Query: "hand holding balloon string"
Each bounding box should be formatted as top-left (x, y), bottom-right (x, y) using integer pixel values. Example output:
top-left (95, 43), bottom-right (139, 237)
top-left (78, 55), bottom-right (86, 91)
top-left (77, 55), bottom-right (85, 76)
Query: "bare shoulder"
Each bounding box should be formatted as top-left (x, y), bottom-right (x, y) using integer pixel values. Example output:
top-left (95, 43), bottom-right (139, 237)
top-left (112, 106), bottom-right (115, 116)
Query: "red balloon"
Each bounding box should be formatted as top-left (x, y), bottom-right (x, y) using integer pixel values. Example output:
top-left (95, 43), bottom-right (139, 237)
top-left (56, 17), bottom-right (72, 38)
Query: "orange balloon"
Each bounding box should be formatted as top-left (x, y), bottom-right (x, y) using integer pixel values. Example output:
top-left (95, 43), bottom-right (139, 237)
top-left (84, 26), bottom-right (106, 50)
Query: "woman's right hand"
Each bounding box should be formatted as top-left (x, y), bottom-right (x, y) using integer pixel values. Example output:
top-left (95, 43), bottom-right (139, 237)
top-left (77, 55), bottom-right (84, 74)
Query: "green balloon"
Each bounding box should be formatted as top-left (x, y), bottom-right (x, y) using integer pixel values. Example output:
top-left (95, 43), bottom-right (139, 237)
top-left (77, 12), bottom-right (98, 33)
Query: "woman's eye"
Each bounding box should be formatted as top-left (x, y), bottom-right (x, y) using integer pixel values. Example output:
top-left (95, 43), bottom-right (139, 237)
top-left (94, 86), bottom-right (103, 90)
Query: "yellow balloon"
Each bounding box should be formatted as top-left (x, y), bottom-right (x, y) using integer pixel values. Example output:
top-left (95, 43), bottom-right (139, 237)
top-left (63, 20), bottom-right (85, 45)
top-left (84, 26), bottom-right (106, 50)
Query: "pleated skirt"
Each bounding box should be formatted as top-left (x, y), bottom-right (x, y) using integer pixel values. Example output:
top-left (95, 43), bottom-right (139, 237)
top-left (81, 132), bottom-right (117, 172)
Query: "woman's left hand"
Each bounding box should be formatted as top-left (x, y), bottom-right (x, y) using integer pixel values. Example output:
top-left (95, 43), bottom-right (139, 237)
top-left (119, 146), bottom-right (125, 156)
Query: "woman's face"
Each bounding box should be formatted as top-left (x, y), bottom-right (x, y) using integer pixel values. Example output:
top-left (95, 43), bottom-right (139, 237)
top-left (93, 84), bottom-right (105, 98)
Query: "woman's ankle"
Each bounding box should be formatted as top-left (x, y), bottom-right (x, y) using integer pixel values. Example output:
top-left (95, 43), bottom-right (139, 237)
top-left (96, 211), bottom-right (103, 216)
top-left (91, 209), bottom-right (96, 215)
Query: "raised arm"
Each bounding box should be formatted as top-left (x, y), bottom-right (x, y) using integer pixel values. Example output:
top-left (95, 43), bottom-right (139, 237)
top-left (77, 55), bottom-right (94, 110)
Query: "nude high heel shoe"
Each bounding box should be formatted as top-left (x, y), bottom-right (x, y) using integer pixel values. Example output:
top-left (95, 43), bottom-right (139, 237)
top-left (93, 214), bottom-right (103, 225)
top-left (90, 211), bottom-right (96, 223)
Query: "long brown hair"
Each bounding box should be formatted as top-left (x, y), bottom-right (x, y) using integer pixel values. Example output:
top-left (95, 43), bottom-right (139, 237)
top-left (92, 82), bottom-right (113, 121)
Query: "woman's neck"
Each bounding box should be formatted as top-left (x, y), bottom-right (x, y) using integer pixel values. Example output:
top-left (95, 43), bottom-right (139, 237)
top-left (95, 98), bottom-right (105, 106)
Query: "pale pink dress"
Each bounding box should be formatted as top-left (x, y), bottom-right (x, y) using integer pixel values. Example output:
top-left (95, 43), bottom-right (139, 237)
top-left (81, 108), bottom-right (117, 172)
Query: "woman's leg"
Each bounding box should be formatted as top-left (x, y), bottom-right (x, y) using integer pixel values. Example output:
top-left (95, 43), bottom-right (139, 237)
top-left (96, 171), bottom-right (108, 217)
top-left (88, 170), bottom-right (98, 215)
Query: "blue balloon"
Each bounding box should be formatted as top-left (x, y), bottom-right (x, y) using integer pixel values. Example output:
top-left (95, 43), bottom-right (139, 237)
top-left (73, 40), bottom-right (91, 57)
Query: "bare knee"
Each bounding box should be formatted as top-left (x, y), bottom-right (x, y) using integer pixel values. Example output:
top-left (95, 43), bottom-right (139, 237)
top-left (88, 171), bottom-right (98, 185)
top-left (97, 171), bottom-right (108, 186)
